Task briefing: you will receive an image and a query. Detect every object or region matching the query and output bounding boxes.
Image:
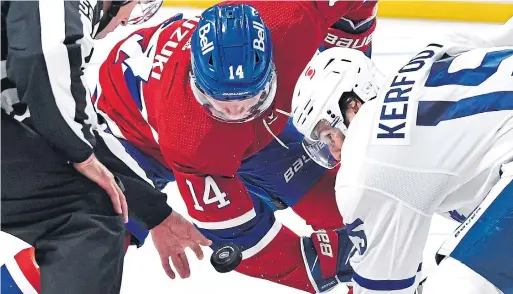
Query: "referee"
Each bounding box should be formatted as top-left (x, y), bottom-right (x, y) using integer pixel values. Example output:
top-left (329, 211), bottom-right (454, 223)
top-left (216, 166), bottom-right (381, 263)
top-left (1, 1), bottom-right (210, 293)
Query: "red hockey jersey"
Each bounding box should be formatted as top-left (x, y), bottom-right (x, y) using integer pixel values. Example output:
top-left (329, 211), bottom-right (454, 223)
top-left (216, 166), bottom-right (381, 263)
top-left (95, 1), bottom-right (369, 291)
top-left (97, 0), bottom-right (365, 225)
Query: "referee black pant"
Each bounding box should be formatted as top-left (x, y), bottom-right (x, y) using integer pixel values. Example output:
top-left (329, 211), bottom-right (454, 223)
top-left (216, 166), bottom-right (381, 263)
top-left (1, 112), bottom-right (125, 293)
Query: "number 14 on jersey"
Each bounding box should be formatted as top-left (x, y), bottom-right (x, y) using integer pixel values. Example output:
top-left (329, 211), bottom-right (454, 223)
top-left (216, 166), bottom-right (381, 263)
top-left (186, 176), bottom-right (231, 211)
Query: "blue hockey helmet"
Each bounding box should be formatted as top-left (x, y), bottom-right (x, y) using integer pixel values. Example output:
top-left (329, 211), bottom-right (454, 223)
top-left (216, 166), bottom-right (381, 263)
top-left (190, 4), bottom-right (277, 123)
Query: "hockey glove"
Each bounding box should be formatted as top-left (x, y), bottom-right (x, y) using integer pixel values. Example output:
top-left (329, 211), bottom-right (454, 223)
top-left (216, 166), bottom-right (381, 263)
top-left (322, 1), bottom-right (377, 57)
top-left (301, 228), bottom-right (355, 293)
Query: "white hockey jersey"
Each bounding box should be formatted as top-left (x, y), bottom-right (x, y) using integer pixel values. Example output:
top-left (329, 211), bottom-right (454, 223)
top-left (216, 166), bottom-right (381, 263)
top-left (336, 18), bottom-right (513, 294)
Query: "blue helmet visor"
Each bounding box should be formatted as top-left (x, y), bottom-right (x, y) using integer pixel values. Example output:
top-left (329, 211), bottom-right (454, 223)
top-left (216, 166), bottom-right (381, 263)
top-left (190, 69), bottom-right (277, 123)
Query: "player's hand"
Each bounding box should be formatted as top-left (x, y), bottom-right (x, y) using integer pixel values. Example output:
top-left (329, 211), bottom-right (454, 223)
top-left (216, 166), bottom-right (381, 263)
top-left (151, 211), bottom-right (212, 279)
top-left (73, 153), bottom-right (129, 223)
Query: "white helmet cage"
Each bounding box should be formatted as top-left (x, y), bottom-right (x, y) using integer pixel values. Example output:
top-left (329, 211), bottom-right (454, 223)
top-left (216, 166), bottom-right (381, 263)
top-left (291, 47), bottom-right (381, 168)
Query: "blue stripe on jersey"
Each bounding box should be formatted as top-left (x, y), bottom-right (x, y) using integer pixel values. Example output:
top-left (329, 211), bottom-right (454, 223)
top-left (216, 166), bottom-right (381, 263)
top-left (1, 265), bottom-right (23, 294)
top-left (125, 217), bottom-right (150, 247)
top-left (198, 193), bottom-right (276, 252)
top-left (353, 263), bottom-right (422, 291)
top-left (123, 68), bottom-right (143, 110)
top-left (101, 128), bottom-right (169, 246)
top-left (239, 118), bottom-right (327, 208)
top-left (353, 272), bottom-right (416, 291)
top-left (161, 13), bottom-right (184, 28)
top-left (119, 139), bottom-right (175, 191)
top-left (425, 49), bottom-right (513, 87)
top-left (416, 91), bottom-right (513, 126)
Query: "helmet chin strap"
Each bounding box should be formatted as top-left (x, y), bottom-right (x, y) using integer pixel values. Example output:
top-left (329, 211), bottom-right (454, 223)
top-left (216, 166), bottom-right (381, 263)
top-left (262, 108), bottom-right (292, 150)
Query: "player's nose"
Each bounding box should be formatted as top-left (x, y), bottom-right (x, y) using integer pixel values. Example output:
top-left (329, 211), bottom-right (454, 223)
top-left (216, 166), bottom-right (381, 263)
top-left (222, 104), bottom-right (246, 117)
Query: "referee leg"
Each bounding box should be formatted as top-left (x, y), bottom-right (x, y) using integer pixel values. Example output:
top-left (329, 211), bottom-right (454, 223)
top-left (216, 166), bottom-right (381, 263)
top-left (1, 112), bottom-right (125, 294)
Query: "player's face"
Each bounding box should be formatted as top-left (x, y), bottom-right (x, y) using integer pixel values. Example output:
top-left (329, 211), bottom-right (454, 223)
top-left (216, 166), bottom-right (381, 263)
top-left (207, 96), bottom-right (263, 121)
top-left (316, 98), bottom-right (360, 160)
top-left (317, 125), bottom-right (345, 161)
top-left (344, 97), bottom-right (363, 124)
top-left (191, 69), bottom-right (278, 123)
top-left (344, 103), bottom-right (359, 123)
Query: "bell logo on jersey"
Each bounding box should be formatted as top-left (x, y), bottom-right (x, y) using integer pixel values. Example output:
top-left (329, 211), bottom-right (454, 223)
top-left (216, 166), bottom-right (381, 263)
top-left (253, 21), bottom-right (266, 52)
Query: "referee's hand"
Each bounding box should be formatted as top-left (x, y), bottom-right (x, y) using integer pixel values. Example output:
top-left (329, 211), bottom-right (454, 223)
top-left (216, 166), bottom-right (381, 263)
top-left (73, 154), bottom-right (129, 223)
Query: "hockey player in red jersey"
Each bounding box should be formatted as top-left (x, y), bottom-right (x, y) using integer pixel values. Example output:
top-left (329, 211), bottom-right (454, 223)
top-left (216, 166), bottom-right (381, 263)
top-left (94, 1), bottom-right (376, 292)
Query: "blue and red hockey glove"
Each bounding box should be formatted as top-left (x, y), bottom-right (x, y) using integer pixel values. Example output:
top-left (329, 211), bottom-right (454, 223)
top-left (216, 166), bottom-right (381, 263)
top-left (301, 228), bottom-right (356, 293)
top-left (322, 1), bottom-right (378, 58)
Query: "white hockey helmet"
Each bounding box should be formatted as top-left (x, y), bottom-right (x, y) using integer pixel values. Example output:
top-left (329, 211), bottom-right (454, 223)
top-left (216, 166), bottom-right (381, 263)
top-left (292, 47), bottom-right (380, 168)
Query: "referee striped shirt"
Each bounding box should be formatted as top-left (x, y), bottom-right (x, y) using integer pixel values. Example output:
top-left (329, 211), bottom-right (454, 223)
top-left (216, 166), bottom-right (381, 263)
top-left (1, 0), bottom-right (102, 163)
top-left (1, 0), bottom-right (174, 229)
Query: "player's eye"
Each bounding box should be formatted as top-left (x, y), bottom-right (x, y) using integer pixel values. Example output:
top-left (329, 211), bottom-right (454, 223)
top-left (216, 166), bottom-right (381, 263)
top-left (319, 131), bottom-right (333, 144)
top-left (311, 119), bottom-right (330, 141)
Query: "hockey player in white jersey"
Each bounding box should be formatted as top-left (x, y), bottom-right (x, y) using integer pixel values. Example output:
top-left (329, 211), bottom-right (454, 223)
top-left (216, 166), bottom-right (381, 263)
top-left (291, 17), bottom-right (513, 294)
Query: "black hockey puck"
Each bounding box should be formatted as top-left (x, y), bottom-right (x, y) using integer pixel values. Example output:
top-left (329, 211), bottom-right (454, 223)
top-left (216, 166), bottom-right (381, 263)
top-left (210, 243), bottom-right (242, 273)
